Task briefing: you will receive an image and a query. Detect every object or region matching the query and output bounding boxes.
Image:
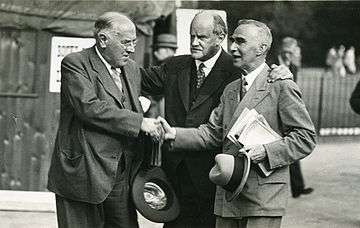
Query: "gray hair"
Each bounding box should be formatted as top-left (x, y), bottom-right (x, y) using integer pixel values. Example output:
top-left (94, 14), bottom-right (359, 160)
top-left (94, 12), bottom-right (133, 36)
top-left (238, 19), bottom-right (272, 53)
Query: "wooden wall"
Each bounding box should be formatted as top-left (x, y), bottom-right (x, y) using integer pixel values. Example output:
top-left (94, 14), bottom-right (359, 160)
top-left (0, 28), bottom-right (59, 191)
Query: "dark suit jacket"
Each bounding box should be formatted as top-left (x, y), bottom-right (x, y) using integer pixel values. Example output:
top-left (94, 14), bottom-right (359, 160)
top-left (350, 79), bottom-right (360, 114)
top-left (141, 50), bottom-right (239, 204)
top-left (47, 47), bottom-right (144, 204)
top-left (173, 64), bottom-right (316, 217)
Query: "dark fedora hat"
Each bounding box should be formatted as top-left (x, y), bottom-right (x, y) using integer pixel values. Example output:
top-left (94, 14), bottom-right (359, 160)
top-left (131, 137), bottom-right (179, 223)
top-left (152, 33), bottom-right (178, 49)
top-left (132, 166), bottom-right (180, 223)
top-left (209, 153), bottom-right (251, 202)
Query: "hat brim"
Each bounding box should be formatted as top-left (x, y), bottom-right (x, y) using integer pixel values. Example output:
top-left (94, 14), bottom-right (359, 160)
top-left (152, 44), bottom-right (178, 49)
top-left (225, 153), bottom-right (251, 202)
top-left (131, 166), bottom-right (180, 223)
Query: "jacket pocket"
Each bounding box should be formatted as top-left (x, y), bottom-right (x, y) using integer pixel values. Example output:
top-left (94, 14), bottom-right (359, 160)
top-left (61, 149), bottom-right (83, 167)
top-left (257, 167), bottom-right (288, 185)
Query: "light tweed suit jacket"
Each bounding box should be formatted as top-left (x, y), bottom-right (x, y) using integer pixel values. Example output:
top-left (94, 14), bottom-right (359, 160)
top-left (172, 63), bottom-right (316, 217)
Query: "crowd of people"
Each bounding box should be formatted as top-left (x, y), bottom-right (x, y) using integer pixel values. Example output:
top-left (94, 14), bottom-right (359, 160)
top-left (47, 10), bottom-right (318, 228)
top-left (326, 45), bottom-right (357, 77)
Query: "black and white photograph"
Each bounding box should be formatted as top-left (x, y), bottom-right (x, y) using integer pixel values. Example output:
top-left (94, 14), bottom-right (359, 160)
top-left (0, 1), bottom-right (360, 228)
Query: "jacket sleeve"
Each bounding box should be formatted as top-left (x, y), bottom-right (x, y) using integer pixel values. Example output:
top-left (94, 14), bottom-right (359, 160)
top-left (141, 63), bottom-right (167, 97)
top-left (171, 93), bottom-right (225, 151)
top-left (350, 80), bottom-right (360, 114)
top-left (264, 80), bottom-right (317, 169)
top-left (61, 54), bottom-right (143, 138)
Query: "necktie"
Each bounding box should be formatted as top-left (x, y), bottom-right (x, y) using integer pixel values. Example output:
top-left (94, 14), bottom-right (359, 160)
top-left (196, 63), bottom-right (206, 89)
top-left (110, 67), bottom-right (123, 93)
top-left (240, 76), bottom-right (248, 100)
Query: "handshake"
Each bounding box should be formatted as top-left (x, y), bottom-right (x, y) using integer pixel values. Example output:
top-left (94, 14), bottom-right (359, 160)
top-left (140, 117), bottom-right (176, 142)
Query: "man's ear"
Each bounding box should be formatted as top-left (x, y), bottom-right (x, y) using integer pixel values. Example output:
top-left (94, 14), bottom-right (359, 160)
top-left (98, 32), bottom-right (108, 48)
top-left (257, 44), bottom-right (268, 56)
top-left (217, 33), bottom-right (226, 45)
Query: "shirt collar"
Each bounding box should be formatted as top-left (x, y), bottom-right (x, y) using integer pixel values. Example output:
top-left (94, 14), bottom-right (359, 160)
top-left (95, 46), bottom-right (121, 74)
top-left (195, 48), bottom-right (222, 72)
top-left (243, 62), bottom-right (266, 90)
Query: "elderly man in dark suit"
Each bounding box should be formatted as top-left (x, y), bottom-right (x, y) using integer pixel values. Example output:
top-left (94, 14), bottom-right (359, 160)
top-left (142, 11), bottom-right (292, 228)
top-left (159, 19), bottom-right (316, 228)
top-left (47, 12), bottom-right (162, 228)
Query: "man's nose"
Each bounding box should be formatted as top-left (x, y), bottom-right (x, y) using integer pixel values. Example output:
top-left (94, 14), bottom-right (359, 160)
top-left (126, 43), bottom-right (135, 53)
top-left (230, 42), bottom-right (237, 52)
top-left (191, 36), bottom-right (199, 46)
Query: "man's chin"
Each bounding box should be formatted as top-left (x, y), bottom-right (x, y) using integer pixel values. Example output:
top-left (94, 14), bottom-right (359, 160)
top-left (232, 60), bottom-right (243, 68)
top-left (191, 52), bottom-right (203, 60)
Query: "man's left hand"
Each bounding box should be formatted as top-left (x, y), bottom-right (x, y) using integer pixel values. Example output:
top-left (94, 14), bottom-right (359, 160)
top-left (268, 64), bottom-right (293, 82)
top-left (240, 145), bottom-right (267, 164)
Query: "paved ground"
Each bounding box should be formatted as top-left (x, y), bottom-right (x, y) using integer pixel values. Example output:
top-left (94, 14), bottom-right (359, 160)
top-left (1, 136), bottom-right (359, 228)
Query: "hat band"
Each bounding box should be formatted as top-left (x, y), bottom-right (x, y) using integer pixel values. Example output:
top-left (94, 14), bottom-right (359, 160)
top-left (223, 156), bottom-right (243, 192)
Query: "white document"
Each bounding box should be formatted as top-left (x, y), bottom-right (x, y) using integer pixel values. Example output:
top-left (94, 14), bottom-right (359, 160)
top-left (227, 108), bottom-right (282, 177)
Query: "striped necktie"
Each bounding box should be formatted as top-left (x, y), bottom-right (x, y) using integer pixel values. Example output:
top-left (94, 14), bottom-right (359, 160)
top-left (241, 76), bottom-right (248, 100)
top-left (110, 67), bottom-right (123, 93)
top-left (196, 63), bottom-right (206, 89)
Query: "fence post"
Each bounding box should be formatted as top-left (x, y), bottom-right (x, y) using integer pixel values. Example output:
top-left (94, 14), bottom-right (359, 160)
top-left (316, 73), bottom-right (325, 135)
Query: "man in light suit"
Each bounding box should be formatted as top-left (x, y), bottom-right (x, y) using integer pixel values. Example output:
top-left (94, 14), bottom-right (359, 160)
top-left (47, 12), bottom-right (162, 228)
top-left (142, 12), bottom-right (292, 228)
top-left (160, 19), bottom-right (316, 228)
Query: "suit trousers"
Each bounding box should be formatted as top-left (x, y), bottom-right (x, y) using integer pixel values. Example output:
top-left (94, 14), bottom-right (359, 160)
top-left (55, 159), bottom-right (138, 228)
top-left (163, 161), bottom-right (216, 228)
top-left (216, 216), bottom-right (282, 228)
top-left (289, 161), bottom-right (305, 195)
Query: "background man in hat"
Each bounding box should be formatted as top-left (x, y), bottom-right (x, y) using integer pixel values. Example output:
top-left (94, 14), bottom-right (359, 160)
top-left (47, 12), bottom-right (162, 228)
top-left (142, 11), bottom-right (293, 228)
top-left (159, 19), bottom-right (316, 228)
top-left (277, 37), bottom-right (314, 198)
top-left (153, 33), bottom-right (178, 65)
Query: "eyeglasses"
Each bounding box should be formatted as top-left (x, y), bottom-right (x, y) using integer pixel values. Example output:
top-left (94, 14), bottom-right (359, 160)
top-left (112, 32), bottom-right (137, 48)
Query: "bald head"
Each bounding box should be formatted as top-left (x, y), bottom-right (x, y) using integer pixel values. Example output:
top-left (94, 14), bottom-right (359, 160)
top-left (191, 11), bottom-right (227, 37)
top-left (94, 12), bottom-right (135, 37)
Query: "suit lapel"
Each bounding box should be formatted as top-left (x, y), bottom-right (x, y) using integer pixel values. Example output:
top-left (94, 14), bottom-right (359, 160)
top-left (88, 47), bottom-right (125, 108)
top-left (177, 58), bottom-right (193, 112)
top-left (225, 64), bottom-right (271, 137)
top-left (190, 50), bottom-right (228, 111)
top-left (122, 64), bottom-right (143, 113)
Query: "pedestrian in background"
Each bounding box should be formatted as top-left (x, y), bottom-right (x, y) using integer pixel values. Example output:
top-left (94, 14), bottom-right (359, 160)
top-left (277, 37), bottom-right (314, 198)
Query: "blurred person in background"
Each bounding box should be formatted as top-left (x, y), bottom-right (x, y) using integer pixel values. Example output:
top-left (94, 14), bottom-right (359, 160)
top-left (277, 36), bottom-right (314, 198)
top-left (153, 33), bottom-right (178, 65)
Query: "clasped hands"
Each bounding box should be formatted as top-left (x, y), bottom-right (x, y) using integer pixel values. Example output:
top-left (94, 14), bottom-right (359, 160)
top-left (140, 117), bottom-right (176, 142)
top-left (141, 117), bottom-right (266, 163)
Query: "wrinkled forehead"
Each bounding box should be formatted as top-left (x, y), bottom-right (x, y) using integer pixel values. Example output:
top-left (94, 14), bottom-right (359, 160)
top-left (232, 24), bottom-right (259, 38)
top-left (190, 16), bottom-right (214, 34)
top-left (111, 20), bottom-right (136, 32)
